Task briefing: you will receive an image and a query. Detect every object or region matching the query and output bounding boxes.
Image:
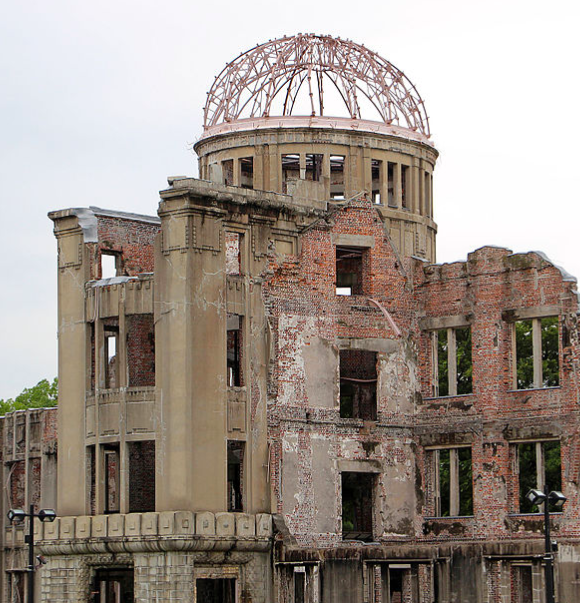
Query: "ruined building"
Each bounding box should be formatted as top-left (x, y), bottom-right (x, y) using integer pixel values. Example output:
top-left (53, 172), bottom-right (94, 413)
top-left (3, 34), bottom-right (580, 602)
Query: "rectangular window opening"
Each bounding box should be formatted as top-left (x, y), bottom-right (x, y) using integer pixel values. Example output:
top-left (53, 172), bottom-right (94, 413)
top-left (340, 349), bottom-right (377, 420)
top-left (225, 232), bottom-right (242, 275)
top-left (87, 445), bottom-right (96, 515)
top-left (342, 472), bottom-right (374, 541)
top-left (222, 159), bottom-right (234, 186)
top-left (330, 155), bottom-right (345, 199)
top-left (518, 440), bottom-right (561, 513)
top-left (239, 157), bottom-right (253, 189)
top-left (372, 159), bottom-right (382, 204)
top-left (227, 314), bottom-right (243, 387)
top-left (515, 317), bottom-right (559, 389)
top-left (128, 440), bottom-right (155, 513)
top-left (196, 579), bottom-right (236, 603)
top-left (433, 327), bottom-right (472, 397)
top-left (101, 252), bottom-right (118, 279)
top-left (401, 165), bottom-right (409, 209)
top-left (511, 565), bottom-right (533, 603)
top-left (282, 154), bottom-right (300, 193)
top-left (336, 246), bottom-right (366, 296)
top-left (434, 447), bottom-right (473, 517)
top-left (93, 568), bottom-right (134, 603)
top-left (305, 153), bottom-right (323, 181)
top-left (104, 444), bottom-right (120, 514)
top-left (104, 326), bottom-right (119, 389)
top-left (227, 440), bottom-right (244, 512)
top-left (387, 162), bottom-right (396, 207)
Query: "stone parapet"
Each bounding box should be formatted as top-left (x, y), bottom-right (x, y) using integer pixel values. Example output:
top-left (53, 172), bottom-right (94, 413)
top-left (34, 511), bottom-right (272, 556)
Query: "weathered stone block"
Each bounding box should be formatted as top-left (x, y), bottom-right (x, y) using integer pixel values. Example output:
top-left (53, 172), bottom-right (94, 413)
top-left (141, 512), bottom-right (158, 535)
top-left (60, 517), bottom-right (75, 539)
top-left (75, 516), bottom-right (91, 539)
top-left (236, 513), bottom-right (256, 537)
top-left (108, 514), bottom-right (124, 537)
top-left (195, 511), bottom-right (215, 536)
top-left (174, 511), bottom-right (194, 535)
top-left (92, 515), bottom-right (108, 537)
top-left (256, 513), bottom-right (273, 537)
top-left (125, 513), bottom-right (141, 536)
top-left (216, 512), bottom-right (235, 537)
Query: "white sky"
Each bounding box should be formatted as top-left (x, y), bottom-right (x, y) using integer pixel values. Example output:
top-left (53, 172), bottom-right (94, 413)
top-left (1, 0), bottom-right (579, 399)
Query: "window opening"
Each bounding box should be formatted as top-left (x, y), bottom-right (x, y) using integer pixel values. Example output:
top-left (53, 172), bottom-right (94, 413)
top-left (330, 155), bottom-right (345, 199)
top-left (511, 565), bottom-right (533, 603)
top-left (227, 314), bottom-right (242, 387)
top-left (104, 444), bottom-right (120, 514)
top-left (196, 579), bottom-right (235, 603)
top-left (104, 325), bottom-right (119, 389)
top-left (305, 153), bottom-right (323, 181)
top-left (515, 317), bottom-right (559, 389)
top-left (434, 447), bottom-right (473, 517)
top-left (222, 159), bottom-right (234, 186)
top-left (127, 314), bottom-right (155, 387)
top-left (433, 327), bottom-right (472, 397)
top-left (101, 252), bottom-right (118, 279)
top-left (387, 162), bottom-right (396, 207)
top-left (227, 440), bottom-right (244, 512)
top-left (128, 441), bottom-right (155, 513)
top-left (336, 246), bottom-right (367, 296)
top-left (518, 440), bottom-right (561, 513)
top-left (371, 159), bottom-right (382, 204)
top-left (340, 349), bottom-right (377, 420)
top-left (92, 568), bottom-right (134, 603)
top-left (225, 232), bottom-right (242, 275)
top-left (294, 567), bottom-right (306, 603)
top-left (389, 569), bottom-right (404, 603)
top-left (239, 157), bottom-right (254, 189)
top-left (282, 154), bottom-right (300, 192)
top-left (342, 472), bottom-right (374, 541)
top-left (401, 165), bottom-right (409, 209)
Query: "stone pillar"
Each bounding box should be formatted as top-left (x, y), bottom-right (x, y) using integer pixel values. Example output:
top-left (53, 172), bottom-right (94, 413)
top-left (156, 196), bottom-right (228, 512)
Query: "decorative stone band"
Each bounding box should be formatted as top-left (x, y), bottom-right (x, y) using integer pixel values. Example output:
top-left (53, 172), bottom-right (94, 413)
top-left (26, 511), bottom-right (272, 556)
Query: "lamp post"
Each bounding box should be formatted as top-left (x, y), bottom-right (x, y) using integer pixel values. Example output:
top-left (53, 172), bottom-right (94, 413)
top-left (526, 489), bottom-right (567, 603)
top-left (7, 505), bottom-right (56, 603)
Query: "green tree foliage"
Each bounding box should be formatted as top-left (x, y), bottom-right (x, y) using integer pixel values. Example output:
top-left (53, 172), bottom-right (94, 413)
top-left (516, 320), bottom-right (534, 389)
top-left (0, 378), bottom-right (58, 415)
top-left (437, 330), bottom-right (449, 396)
top-left (541, 317), bottom-right (559, 387)
top-left (456, 327), bottom-right (473, 395)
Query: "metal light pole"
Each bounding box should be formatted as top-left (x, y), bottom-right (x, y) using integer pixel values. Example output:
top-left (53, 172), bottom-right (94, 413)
top-left (7, 505), bottom-right (57, 603)
top-left (526, 489), bottom-right (567, 603)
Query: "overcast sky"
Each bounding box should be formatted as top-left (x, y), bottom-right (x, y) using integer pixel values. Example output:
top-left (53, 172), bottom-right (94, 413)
top-left (1, 0), bottom-right (579, 399)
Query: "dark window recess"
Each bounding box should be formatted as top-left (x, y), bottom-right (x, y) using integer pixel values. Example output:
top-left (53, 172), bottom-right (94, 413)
top-left (371, 159), bottom-right (382, 204)
top-left (306, 153), bottom-right (323, 181)
top-left (225, 232), bottom-right (242, 275)
top-left (294, 569), bottom-right (305, 603)
top-left (389, 569), bottom-right (404, 603)
top-left (128, 441), bottom-right (155, 513)
top-left (87, 445), bottom-right (96, 515)
top-left (336, 246), bottom-right (367, 296)
top-left (227, 314), bottom-right (242, 387)
top-left (127, 314), bottom-right (155, 387)
top-left (330, 155), bottom-right (345, 199)
top-left (222, 159), bottom-right (234, 186)
top-left (511, 565), bottom-right (533, 603)
top-left (342, 472), bottom-right (374, 541)
top-left (436, 448), bottom-right (473, 517)
top-left (92, 568), bottom-right (134, 603)
top-left (515, 317), bottom-right (559, 389)
top-left (9, 460), bottom-right (25, 509)
top-left (518, 441), bottom-right (561, 513)
top-left (104, 444), bottom-right (120, 514)
top-left (227, 440), bottom-right (244, 512)
top-left (240, 157), bottom-right (254, 189)
top-left (90, 322), bottom-right (96, 391)
top-left (387, 162), bottom-right (395, 207)
top-left (340, 350), bottom-right (377, 420)
top-left (401, 165), bottom-right (409, 209)
top-left (104, 324), bottom-right (119, 389)
top-left (196, 579), bottom-right (235, 603)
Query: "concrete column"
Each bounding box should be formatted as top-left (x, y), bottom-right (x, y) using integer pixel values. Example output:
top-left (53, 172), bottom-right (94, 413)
top-left (532, 319), bottom-right (543, 388)
top-left (233, 158), bottom-right (240, 187)
top-left (362, 148), bottom-right (372, 196)
top-left (448, 328), bottom-right (457, 396)
top-left (322, 154), bottom-right (331, 200)
top-left (394, 163), bottom-right (402, 209)
top-left (299, 153), bottom-right (306, 180)
top-left (156, 199), bottom-right (228, 512)
top-left (49, 211), bottom-right (93, 516)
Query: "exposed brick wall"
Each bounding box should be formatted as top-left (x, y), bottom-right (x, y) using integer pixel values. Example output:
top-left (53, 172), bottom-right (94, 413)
top-left (92, 214), bottom-right (159, 279)
top-left (129, 440), bottom-right (155, 513)
top-left (127, 314), bottom-right (155, 387)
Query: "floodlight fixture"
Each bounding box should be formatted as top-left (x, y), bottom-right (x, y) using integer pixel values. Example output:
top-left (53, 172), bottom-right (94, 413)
top-left (526, 489), bottom-right (547, 506)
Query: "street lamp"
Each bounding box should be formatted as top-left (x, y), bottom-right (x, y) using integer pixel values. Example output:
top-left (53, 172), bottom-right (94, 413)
top-left (526, 489), bottom-right (567, 603)
top-left (6, 504), bottom-right (57, 603)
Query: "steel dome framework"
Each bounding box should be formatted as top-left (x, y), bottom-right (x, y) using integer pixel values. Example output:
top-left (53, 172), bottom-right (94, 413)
top-left (203, 34), bottom-right (431, 137)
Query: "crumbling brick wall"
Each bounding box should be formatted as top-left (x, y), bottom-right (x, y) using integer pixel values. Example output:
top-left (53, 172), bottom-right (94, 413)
top-left (127, 314), bottom-right (155, 387)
